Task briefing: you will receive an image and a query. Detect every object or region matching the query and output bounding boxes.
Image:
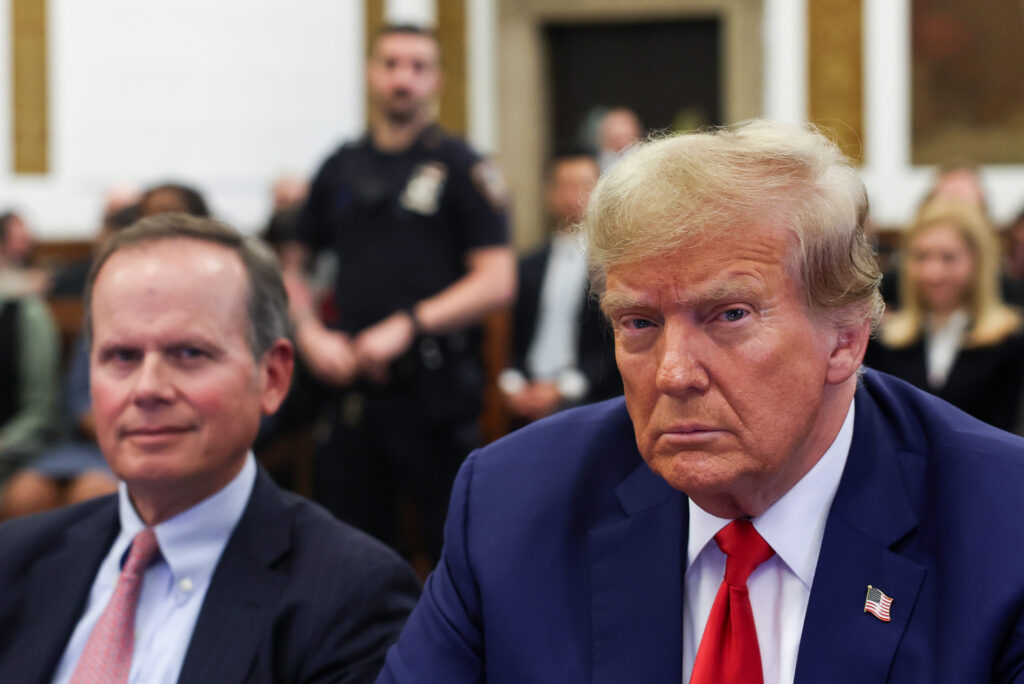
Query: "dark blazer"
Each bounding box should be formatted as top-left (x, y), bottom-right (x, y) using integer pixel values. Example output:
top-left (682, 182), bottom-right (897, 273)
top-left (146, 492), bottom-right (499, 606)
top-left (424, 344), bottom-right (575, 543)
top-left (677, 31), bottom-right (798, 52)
top-left (378, 370), bottom-right (1024, 683)
top-left (864, 331), bottom-right (1024, 431)
top-left (0, 468), bottom-right (420, 684)
top-left (512, 243), bottom-right (621, 404)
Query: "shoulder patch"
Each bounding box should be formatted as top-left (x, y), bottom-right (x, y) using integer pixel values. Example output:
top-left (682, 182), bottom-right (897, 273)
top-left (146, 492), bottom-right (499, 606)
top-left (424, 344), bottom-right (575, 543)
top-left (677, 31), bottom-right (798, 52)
top-left (471, 159), bottom-right (509, 212)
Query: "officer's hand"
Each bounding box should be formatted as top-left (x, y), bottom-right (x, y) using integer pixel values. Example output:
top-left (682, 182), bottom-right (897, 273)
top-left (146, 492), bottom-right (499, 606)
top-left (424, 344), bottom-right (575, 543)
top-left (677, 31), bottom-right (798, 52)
top-left (296, 321), bottom-right (359, 386)
top-left (354, 311), bottom-right (417, 384)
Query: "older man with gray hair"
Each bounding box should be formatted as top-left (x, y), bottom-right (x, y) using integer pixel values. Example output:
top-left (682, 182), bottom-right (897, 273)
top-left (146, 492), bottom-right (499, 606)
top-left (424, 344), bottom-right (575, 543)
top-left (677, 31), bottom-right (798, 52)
top-left (378, 120), bottom-right (1024, 683)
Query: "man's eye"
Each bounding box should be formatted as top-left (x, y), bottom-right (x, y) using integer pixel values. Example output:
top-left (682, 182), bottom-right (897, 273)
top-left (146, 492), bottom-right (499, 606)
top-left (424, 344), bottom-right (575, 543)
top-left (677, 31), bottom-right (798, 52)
top-left (626, 318), bottom-right (654, 330)
top-left (720, 309), bottom-right (748, 322)
top-left (172, 347), bottom-right (206, 361)
top-left (106, 349), bottom-right (140, 363)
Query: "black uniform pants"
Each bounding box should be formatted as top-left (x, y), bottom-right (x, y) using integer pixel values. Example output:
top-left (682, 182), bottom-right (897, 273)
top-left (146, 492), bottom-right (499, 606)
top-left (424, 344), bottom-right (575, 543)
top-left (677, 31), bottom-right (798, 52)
top-left (313, 384), bottom-right (478, 563)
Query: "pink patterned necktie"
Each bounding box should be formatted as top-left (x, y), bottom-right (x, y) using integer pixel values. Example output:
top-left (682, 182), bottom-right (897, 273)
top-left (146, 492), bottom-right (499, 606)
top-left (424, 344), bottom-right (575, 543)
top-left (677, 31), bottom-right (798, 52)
top-left (70, 528), bottom-right (160, 684)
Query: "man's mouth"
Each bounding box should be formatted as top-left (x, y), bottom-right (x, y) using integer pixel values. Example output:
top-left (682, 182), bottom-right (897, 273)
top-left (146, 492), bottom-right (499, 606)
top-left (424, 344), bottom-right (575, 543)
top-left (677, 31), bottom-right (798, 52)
top-left (120, 426), bottom-right (193, 439)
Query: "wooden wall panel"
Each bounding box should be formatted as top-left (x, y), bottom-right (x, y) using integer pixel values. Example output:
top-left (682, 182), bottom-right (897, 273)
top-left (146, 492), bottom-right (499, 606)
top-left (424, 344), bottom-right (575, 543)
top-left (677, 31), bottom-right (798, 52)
top-left (436, 0), bottom-right (467, 135)
top-left (808, 0), bottom-right (863, 163)
top-left (12, 0), bottom-right (49, 174)
top-left (365, 0), bottom-right (385, 126)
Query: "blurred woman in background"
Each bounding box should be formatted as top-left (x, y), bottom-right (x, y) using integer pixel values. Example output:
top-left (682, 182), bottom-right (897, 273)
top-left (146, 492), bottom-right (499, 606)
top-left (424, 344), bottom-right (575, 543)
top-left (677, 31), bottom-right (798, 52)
top-left (866, 199), bottom-right (1024, 431)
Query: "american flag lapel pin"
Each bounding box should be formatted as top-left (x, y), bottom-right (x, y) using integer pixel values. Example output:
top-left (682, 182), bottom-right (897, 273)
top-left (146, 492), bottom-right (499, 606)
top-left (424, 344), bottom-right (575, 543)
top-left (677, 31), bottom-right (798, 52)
top-left (864, 585), bottom-right (893, 622)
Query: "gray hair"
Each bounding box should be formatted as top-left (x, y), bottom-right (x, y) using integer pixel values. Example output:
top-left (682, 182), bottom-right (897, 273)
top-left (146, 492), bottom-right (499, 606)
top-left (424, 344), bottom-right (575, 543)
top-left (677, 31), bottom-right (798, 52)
top-left (84, 213), bottom-right (292, 358)
top-left (582, 119), bottom-right (883, 330)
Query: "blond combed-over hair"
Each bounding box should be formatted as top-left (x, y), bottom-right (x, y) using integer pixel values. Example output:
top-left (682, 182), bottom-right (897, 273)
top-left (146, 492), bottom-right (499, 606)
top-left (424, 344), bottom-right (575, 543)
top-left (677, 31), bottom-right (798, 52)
top-left (581, 119), bottom-right (883, 331)
top-left (882, 199), bottom-right (1021, 348)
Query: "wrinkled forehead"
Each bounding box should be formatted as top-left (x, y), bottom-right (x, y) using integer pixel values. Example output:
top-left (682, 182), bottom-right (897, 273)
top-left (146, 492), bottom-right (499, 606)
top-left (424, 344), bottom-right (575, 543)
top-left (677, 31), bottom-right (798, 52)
top-left (587, 220), bottom-right (804, 294)
top-left (106, 237), bottom-right (244, 279)
top-left (92, 238), bottom-right (250, 321)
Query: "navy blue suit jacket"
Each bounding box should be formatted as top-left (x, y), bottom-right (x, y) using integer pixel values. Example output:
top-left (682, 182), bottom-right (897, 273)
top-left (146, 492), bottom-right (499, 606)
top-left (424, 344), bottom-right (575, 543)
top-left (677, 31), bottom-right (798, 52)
top-left (378, 370), bottom-right (1024, 683)
top-left (0, 468), bottom-right (420, 684)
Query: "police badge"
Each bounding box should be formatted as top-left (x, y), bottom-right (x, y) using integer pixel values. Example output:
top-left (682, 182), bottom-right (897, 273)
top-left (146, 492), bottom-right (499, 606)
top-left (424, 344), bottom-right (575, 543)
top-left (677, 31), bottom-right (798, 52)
top-left (400, 162), bottom-right (448, 215)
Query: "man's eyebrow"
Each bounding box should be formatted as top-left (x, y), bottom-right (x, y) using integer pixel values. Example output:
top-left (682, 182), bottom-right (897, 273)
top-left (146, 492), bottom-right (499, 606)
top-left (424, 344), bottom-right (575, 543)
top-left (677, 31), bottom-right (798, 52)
top-left (600, 276), bottom-right (765, 314)
top-left (599, 290), bottom-right (645, 314)
top-left (688, 279), bottom-right (763, 307)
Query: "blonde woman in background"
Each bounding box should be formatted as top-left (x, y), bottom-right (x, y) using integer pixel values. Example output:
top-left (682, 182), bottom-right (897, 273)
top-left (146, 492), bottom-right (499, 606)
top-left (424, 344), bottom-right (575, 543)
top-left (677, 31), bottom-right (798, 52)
top-left (866, 199), bottom-right (1024, 431)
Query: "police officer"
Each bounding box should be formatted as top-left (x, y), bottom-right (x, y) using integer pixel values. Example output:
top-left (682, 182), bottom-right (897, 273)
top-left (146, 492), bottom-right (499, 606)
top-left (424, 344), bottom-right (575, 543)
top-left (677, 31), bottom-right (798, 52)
top-left (283, 25), bottom-right (515, 563)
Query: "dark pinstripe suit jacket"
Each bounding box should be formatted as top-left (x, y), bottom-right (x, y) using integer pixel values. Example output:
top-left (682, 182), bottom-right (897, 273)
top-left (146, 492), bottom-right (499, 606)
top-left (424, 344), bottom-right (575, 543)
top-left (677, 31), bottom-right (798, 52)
top-left (0, 468), bottom-right (420, 683)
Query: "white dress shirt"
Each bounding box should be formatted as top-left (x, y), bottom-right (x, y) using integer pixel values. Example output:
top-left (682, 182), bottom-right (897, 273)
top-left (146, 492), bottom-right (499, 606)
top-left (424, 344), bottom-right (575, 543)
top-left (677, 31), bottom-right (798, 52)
top-left (524, 231), bottom-right (589, 382)
top-left (924, 309), bottom-right (969, 389)
top-left (52, 454), bottom-right (256, 684)
top-left (682, 401), bottom-right (855, 684)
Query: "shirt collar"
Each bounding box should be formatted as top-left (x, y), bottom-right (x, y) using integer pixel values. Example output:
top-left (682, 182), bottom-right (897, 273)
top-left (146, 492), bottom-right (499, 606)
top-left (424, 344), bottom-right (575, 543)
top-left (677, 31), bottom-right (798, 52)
top-left (551, 228), bottom-right (585, 251)
top-left (687, 400), bottom-right (855, 588)
top-left (117, 454), bottom-right (257, 585)
top-left (926, 308), bottom-right (970, 336)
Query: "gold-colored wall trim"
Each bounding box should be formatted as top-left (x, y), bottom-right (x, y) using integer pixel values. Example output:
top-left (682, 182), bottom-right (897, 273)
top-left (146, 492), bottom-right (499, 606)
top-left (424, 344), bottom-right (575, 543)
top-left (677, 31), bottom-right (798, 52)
top-left (436, 0), bottom-right (467, 135)
top-left (365, 0), bottom-right (385, 127)
top-left (808, 0), bottom-right (863, 163)
top-left (12, 0), bottom-right (49, 174)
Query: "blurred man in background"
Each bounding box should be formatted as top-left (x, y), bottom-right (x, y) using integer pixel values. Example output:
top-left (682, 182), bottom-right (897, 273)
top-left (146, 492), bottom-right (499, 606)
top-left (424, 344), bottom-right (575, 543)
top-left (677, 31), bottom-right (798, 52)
top-left (596, 107), bottom-right (643, 171)
top-left (499, 149), bottom-right (620, 424)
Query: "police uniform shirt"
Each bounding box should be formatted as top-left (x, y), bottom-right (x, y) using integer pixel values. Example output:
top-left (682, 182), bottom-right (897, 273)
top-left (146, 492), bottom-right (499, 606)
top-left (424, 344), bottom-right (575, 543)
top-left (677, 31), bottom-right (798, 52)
top-left (294, 125), bottom-right (509, 335)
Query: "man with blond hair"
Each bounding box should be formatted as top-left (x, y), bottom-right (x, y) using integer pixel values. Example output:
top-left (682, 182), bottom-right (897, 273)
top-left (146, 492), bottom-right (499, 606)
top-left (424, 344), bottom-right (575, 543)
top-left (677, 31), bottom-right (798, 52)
top-left (379, 120), bottom-right (1024, 683)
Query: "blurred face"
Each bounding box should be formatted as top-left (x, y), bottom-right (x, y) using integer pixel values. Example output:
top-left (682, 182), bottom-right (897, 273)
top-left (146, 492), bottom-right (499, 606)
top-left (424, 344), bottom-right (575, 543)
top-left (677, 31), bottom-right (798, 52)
top-left (1, 215), bottom-right (33, 265)
top-left (932, 169), bottom-right (985, 209)
top-left (90, 238), bottom-right (292, 523)
top-left (906, 222), bottom-right (974, 315)
top-left (546, 157), bottom-right (600, 226)
top-left (368, 33), bottom-right (441, 124)
top-left (599, 110), bottom-right (642, 154)
top-left (602, 226), bottom-right (862, 518)
top-left (141, 189), bottom-right (188, 217)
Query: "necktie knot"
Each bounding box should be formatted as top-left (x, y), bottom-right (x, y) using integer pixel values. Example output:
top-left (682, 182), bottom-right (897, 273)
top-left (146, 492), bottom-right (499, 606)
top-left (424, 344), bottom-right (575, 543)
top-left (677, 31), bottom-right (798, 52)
top-left (123, 527), bottom-right (160, 577)
top-left (714, 519), bottom-right (774, 587)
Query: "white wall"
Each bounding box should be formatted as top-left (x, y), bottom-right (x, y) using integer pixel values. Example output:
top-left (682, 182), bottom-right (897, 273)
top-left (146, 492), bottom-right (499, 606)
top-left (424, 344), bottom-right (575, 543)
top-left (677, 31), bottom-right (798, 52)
top-left (764, 0), bottom-right (1024, 227)
top-left (0, 0), bottom-right (364, 238)
top-left (762, 0), bottom-right (806, 126)
top-left (861, 0), bottom-right (1024, 227)
top-left (4, 0), bottom-right (1022, 237)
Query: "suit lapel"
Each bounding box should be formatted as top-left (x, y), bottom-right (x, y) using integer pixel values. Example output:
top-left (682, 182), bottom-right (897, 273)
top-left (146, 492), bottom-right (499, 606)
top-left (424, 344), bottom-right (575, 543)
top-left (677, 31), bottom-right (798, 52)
top-left (589, 461), bottom-right (687, 684)
top-left (178, 469), bottom-right (291, 683)
top-left (16, 500), bottom-right (119, 683)
top-left (795, 381), bottom-right (925, 683)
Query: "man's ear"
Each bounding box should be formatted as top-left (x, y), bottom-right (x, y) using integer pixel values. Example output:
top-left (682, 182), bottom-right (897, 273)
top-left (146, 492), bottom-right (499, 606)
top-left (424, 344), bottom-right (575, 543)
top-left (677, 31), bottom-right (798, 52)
top-left (825, 319), bottom-right (871, 385)
top-left (259, 339), bottom-right (295, 415)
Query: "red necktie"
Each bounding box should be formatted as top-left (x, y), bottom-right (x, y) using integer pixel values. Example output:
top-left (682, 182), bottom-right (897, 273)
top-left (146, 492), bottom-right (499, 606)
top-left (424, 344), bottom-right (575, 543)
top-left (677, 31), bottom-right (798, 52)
top-left (70, 528), bottom-right (160, 684)
top-left (690, 519), bottom-right (775, 684)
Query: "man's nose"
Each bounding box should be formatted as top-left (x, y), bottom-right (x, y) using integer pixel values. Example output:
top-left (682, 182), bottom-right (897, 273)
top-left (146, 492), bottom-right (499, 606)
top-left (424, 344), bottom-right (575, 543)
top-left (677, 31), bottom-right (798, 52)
top-left (654, 323), bottom-right (711, 395)
top-left (132, 354), bottom-right (176, 406)
top-left (391, 64), bottom-right (416, 87)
